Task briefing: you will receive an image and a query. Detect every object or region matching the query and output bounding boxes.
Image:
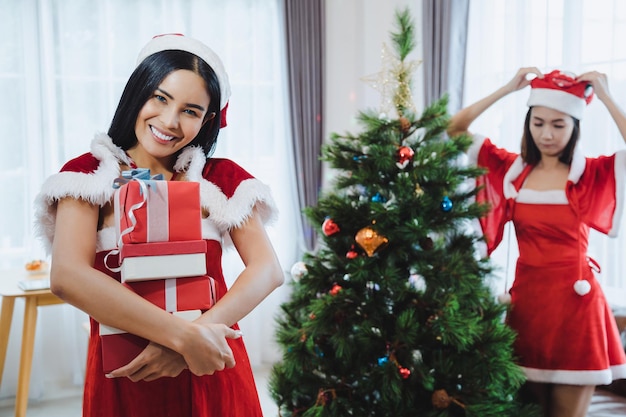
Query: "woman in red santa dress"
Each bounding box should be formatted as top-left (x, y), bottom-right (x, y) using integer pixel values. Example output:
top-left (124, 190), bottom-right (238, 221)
top-left (34, 34), bottom-right (283, 417)
top-left (447, 67), bottom-right (626, 417)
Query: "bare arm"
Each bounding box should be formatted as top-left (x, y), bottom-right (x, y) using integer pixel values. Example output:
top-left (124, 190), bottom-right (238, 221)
top-left (447, 67), bottom-right (543, 137)
top-left (577, 71), bottom-right (626, 144)
top-left (51, 197), bottom-right (240, 376)
top-left (197, 208), bottom-right (284, 327)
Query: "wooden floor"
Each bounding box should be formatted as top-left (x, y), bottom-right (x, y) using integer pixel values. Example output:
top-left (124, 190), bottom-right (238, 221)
top-left (588, 388), bottom-right (626, 416)
top-left (0, 379), bottom-right (624, 417)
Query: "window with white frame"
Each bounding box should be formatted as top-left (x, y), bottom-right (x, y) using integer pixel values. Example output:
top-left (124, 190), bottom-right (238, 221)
top-left (464, 0), bottom-right (626, 306)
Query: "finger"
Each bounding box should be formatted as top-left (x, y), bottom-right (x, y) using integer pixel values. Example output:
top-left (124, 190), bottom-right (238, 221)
top-left (225, 355), bottom-right (237, 369)
top-left (225, 328), bottom-right (243, 340)
top-left (107, 360), bottom-right (144, 378)
top-left (143, 371), bottom-right (162, 382)
top-left (523, 67), bottom-right (543, 80)
top-left (126, 365), bottom-right (150, 382)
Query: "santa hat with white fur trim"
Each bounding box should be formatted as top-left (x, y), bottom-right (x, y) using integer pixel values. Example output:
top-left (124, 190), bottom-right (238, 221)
top-left (136, 34), bottom-right (231, 126)
top-left (527, 70), bottom-right (593, 120)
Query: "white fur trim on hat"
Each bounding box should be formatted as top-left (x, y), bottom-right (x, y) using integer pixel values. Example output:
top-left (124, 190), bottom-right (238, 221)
top-left (136, 34), bottom-right (231, 110)
top-left (527, 88), bottom-right (586, 120)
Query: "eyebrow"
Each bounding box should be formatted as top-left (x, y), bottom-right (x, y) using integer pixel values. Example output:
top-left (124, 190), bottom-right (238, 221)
top-left (156, 88), bottom-right (207, 112)
top-left (532, 116), bottom-right (566, 123)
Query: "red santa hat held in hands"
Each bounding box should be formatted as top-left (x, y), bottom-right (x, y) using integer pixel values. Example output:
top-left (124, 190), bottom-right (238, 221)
top-left (136, 33), bottom-right (231, 128)
top-left (527, 70), bottom-right (594, 120)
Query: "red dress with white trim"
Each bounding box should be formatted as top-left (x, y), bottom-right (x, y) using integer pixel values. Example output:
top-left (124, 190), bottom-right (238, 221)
top-left (34, 134), bottom-right (278, 417)
top-left (468, 135), bottom-right (626, 385)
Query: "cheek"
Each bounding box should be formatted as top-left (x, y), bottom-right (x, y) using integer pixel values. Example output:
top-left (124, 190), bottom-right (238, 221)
top-left (182, 119), bottom-right (205, 139)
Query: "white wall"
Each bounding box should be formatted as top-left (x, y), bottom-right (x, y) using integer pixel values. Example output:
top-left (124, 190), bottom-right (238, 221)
top-left (324, 0), bottom-right (424, 187)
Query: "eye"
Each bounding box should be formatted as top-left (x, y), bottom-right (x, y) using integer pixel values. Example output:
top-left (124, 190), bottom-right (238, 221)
top-left (533, 123), bottom-right (543, 127)
top-left (183, 108), bottom-right (200, 117)
top-left (154, 94), bottom-right (167, 103)
top-left (554, 125), bottom-right (565, 129)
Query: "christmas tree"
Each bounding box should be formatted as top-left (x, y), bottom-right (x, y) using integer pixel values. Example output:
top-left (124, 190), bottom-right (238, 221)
top-left (270, 8), bottom-right (539, 417)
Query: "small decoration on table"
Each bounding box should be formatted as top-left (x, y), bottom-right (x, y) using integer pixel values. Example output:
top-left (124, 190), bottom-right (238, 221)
top-left (25, 259), bottom-right (49, 274)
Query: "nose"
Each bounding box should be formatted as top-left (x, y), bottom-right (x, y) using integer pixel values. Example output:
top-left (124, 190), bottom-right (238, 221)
top-left (540, 126), bottom-right (553, 140)
top-left (160, 106), bottom-right (180, 129)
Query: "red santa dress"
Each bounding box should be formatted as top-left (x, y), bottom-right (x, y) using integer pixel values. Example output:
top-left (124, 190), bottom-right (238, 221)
top-left (468, 134), bottom-right (626, 385)
top-left (34, 133), bottom-right (278, 417)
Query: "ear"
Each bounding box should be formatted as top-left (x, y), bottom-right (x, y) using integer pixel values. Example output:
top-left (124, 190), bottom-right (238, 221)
top-left (202, 112), bottom-right (216, 127)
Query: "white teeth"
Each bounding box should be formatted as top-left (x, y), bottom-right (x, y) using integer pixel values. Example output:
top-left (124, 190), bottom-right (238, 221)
top-left (151, 126), bottom-right (175, 141)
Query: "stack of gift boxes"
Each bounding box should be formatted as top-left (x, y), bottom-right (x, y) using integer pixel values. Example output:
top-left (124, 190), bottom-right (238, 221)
top-left (100, 170), bottom-right (216, 373)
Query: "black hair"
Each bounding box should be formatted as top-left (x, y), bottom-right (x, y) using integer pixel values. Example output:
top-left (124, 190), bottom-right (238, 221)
top-left (107, 49), bottom-right (222, 156)
top-left (520, 107), bottom-right (580, 165)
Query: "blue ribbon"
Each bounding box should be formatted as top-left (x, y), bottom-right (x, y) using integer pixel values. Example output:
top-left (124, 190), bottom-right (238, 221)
top-left (112, 168), bottom-right (165, 190)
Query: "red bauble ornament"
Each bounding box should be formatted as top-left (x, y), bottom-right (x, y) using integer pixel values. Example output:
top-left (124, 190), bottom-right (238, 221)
top-left (396, 146), bottom-right (415, 169)
top-left (346, 245), bottom-right (358, 259)
top-left (322, 217), bottom-right (340, 236)
top-left (399, 367), bottom-right (411, 379)
top-left (330, 284), bottom-right (342, 296)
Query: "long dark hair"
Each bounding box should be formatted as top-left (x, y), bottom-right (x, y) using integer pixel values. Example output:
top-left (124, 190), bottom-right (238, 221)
top-left (107, 50), bottom-right (222, 156)
top-left (520, 107), bottom-right (580, 165)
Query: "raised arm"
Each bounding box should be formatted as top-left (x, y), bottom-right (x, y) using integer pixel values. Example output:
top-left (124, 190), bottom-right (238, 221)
top-left (577, 71), bottom-right (626, 144)
top-left (447, 67), bottom-right (543, 137)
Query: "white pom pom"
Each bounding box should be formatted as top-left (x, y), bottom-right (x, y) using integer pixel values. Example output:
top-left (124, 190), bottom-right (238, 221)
top-left (574, 279), bottom-right (591, 296)
top-left (497, 293), bottom-right (512, 304)
top-left (290, 261), bottom-right (308, 282)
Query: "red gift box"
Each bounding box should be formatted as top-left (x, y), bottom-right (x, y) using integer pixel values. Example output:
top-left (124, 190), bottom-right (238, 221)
top-left (119, 240), bottom-right (208, 282)
top-left (99, 276), bottom-right (217, 373)
top-left (114, 179), bottom-right (202, 245)
top-left (126, 275), bottom-right (216, 312)
top-left (100, 310), bottom-right (201, 374)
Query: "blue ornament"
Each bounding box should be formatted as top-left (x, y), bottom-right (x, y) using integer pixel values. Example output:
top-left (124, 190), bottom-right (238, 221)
top-left (314, 345), bottom-right (325, 357)
top-left (441, 196), bottom-right (453, 212)
top-left (371, 192), bottom-right (386, 203)
top-left (377, 356), bottom-right (389, 366)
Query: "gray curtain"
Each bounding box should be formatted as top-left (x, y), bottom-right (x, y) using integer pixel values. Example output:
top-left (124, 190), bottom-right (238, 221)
top-left (422, 0), bottom-right (470, 114)
top-left (283, 0), bottom-right (325, 252)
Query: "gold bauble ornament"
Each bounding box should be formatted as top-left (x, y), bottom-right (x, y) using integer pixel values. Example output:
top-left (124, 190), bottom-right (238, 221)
top-left (355, 226), bottom-right (389, 257)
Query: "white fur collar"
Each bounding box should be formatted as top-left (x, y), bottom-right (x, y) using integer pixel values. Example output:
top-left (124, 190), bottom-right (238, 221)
top-left (503, 146), bottom-right (586, 199)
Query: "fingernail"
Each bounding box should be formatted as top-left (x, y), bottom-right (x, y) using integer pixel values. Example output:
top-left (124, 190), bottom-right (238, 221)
top-left (235, 330), bottom-right (243, 337)
top-left (105, 373), bottom-right (114, 378)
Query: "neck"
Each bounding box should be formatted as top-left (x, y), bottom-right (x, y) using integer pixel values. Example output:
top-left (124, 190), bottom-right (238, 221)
top-left (537, 155), bottom-right (566, 170)
top-left (125, 148), bottom-right (177, 179)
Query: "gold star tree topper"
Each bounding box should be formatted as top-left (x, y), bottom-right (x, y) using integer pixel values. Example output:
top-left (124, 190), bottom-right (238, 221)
top-left (362, 42), bottom-right (421, 118)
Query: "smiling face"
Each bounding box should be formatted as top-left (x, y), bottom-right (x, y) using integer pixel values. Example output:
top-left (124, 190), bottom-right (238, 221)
top-left (133, 69), bottom-right (213, 162)
top-left (529, 106), bottom-right (575, 159)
